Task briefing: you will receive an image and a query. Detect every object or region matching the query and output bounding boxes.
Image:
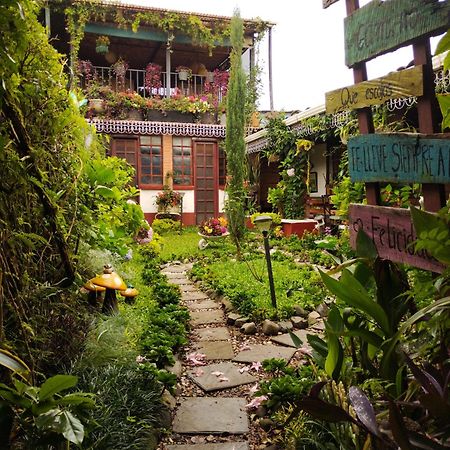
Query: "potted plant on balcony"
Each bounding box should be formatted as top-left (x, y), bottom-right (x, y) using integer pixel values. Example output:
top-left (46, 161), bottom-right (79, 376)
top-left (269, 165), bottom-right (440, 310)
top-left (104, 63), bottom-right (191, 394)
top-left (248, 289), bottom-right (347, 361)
top-left (95, 35), bottom-right (110, 54)
top-left (112, 57), bottom-right (129, 91)
top-left (176, 66), bottom-right (192, 81)
top-left (155, 188), bottom-right (182, 214)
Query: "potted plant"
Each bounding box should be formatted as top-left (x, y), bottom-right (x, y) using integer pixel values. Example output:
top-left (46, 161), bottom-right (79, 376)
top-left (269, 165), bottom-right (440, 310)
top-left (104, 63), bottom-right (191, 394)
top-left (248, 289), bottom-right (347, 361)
top-left (197, 217), bottom-right (229, 249)
top-left (176, 66), bottom-right (192, 81)
top-left (96, 35), bottom-right (110, 54)
top-left (112, 58), bottom-right (129, 90)
top-left (155, 188), bottom-right (182, 213)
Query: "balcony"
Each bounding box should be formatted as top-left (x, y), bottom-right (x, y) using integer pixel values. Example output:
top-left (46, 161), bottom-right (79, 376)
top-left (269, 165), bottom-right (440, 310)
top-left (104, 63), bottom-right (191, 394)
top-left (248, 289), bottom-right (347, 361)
top-left (78, 62), bottom-right (229, 124)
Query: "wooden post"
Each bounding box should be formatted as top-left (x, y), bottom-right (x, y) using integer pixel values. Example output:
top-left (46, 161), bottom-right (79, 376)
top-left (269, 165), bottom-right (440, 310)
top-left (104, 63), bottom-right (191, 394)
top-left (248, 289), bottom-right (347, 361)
top-left (45, 6), bottom-right (51, 37)
top-left (413, 39), bottom-right (446, 212)
top-left (268, 26), bottom-right (274, 111)
top-left (346, 0), bottom-right (380, 206)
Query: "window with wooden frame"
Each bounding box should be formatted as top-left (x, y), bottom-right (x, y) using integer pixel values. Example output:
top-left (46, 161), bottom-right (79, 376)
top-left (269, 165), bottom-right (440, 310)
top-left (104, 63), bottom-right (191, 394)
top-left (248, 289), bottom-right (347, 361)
top-left (139, 135), bottom-right (163, 186)
top-left (173, 137), bottom-right (193, 186)
top-left (218, 146), bottom-right (227, 187)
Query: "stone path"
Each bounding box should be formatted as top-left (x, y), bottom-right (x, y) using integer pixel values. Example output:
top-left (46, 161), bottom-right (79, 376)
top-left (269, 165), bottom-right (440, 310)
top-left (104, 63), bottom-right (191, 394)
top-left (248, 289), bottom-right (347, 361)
top-left (160, 262), bottom-right (321, 450)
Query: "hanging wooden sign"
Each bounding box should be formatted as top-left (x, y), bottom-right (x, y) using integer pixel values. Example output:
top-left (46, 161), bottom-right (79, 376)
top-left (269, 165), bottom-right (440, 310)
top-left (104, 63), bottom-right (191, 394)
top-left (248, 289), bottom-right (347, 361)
top-left (344, 0), bottom-right (450, 67)
top-left (325, 66), bottom-right (423, 114)
top-left (349, 204), bottom-right (444, 272)
top-left (348, 133), bottom-right (450, 184)
top-left (323, 0), bottom-right (340, 8)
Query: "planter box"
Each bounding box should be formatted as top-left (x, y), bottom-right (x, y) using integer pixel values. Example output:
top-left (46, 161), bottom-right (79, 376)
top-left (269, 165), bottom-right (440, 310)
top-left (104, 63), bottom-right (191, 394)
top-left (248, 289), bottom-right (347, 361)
top-left (281, 219), bottom-right (317, 238)
top-left (145, 109), bottom-right (195, 123)
top-left (245, 216), bottom-right (254, 230)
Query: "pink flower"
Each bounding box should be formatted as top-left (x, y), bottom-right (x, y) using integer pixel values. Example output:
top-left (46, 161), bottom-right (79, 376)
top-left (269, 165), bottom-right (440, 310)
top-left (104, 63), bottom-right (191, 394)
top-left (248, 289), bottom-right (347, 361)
top-left (250, 361), bottom-right (262, 372)
top-left (245, 395), bottom-right (268, 410)
top-left (186, 352), bottom-right (207, 366)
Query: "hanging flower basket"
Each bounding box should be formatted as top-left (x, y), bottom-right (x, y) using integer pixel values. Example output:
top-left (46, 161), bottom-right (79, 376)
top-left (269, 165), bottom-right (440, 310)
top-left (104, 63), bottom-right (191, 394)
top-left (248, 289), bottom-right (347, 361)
top-left (95, 35), bottom-right (110, 54)
top-left (176, 66), bottom-right (192, 81)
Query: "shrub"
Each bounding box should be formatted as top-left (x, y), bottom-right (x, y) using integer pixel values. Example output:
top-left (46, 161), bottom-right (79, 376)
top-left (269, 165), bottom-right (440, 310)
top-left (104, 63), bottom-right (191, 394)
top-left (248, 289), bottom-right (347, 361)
top-left (151, 218), bottom-right (179, 235)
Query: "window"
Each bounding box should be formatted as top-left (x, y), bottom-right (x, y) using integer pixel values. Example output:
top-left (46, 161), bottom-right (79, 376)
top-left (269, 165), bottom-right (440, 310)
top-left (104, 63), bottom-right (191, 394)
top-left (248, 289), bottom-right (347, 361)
top-left (139, 136), bottom-right (163, 186)
top-left (173, 137), bottom-right (193, 185)
top-left (219, 146), bottom-right (226, 186)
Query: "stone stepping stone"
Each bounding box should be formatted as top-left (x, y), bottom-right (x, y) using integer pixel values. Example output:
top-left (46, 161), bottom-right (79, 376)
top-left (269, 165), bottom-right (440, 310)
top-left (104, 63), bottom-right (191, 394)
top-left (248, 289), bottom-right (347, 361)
top-left (186, 299), bottom-right (220, 311)
top-left (233, 344), bottom-right (296, 364)
top-left (172, 397), bottom-right (249, 434)
top-left (187, 362), bottom-right (256, 392)
top-left (195, 326), bottom-right (231, 341)
top-left (271, 329), bottom-right (317, 349)
top-left (182, 292), bottom-right (209, 301)
top-left (190, 310), bottom-right (224, 326)
top-left (180, 284), bottom-right (197, 292)
top-left (168, 278), bottom-right (192, 285)
top-left (193, 341), bottom-right (234, 360)
top-left (162, 266), bottom-right (187, 274)
top-left (166, 443), bottom-right (249, 450)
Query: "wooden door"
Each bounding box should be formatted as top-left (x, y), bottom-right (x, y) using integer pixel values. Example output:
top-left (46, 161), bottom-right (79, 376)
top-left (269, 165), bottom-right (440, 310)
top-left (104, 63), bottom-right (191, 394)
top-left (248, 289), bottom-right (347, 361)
top-left (194, 141), bottom-right (218, 224)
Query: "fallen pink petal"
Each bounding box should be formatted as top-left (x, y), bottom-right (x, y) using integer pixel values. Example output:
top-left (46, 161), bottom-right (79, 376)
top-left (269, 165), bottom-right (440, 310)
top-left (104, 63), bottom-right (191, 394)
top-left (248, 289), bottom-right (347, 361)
top-left (250, 361), bottom-right (262, 372)
top-left (186, 352), bottom-right (207, 366)
top-left (245, 395), bottom-right (268, 410)
top-left (249, 383), bottom-right (259, 394)
top-left (240, 343), bottom-right (251, 351)
top-left (193, 368), bottom-right (205, 377)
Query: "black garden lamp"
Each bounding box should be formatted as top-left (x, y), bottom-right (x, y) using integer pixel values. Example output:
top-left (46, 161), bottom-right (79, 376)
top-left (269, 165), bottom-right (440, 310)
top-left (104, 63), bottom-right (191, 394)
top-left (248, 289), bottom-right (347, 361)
top-left (253, 215), bottom-right (277, 309)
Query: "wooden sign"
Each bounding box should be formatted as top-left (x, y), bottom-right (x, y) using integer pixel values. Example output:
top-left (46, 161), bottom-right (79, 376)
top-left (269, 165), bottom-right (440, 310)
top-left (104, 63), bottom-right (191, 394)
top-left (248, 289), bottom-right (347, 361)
top-left (349, 204), bottom-right (444, 272)
top-left (344, 0), bottom-right (450, 67)
top-left (325, 66), bottom-right (423, 114)
top-left (323, 0), bottom-right (340, 8)
top-left (348, 133), bottom-right (450, 184)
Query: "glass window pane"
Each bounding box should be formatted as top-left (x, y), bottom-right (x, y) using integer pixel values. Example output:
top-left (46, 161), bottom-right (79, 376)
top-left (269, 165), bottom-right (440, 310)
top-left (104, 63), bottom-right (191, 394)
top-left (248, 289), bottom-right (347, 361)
top-left (141, 175), bottom-right (151, 184)
top-left (140, 136), bottom-right (151, 145)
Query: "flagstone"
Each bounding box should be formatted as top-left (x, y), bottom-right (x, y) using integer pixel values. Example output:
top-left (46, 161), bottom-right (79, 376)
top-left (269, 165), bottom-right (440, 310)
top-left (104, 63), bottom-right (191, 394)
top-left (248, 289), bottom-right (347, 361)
top-left (190, 310), bottom-right (224, 326)
top-left (187, 299), bottom-right (220, 311)
top-left (195, 326), bottom-right (231, 341)
top-left (166, 443), bottom-right (249, 450)
top-left (271, 329), bottom-right (318, 349)
top-left (162, 266), bottom-right (188, 274)
top-left (179, 284), bottom-right (197, 292)
top-left (187, 362), bottom-right (256, 392)
top-left (172, 397), bottom-right (249, 434)
top-left (233, 344), bottom-right (296, 364)
top-left (182, 292), bottom-right (209, 301)
top-left (168, 277), bottom-right (193, 285)
top-left (193, 341), bottom-right (234, 360)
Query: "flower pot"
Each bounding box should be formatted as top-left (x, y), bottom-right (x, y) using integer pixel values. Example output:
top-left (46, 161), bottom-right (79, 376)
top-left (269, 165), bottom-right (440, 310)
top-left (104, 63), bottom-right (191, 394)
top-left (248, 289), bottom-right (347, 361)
top-left (178, 70), bottom-right (189, 81)
top-left (89, 98), bottom-right (104, 113)
top-left (126, 109), bottom-right (143, 121)
top-left (96, 44), bottom-right (108, 54)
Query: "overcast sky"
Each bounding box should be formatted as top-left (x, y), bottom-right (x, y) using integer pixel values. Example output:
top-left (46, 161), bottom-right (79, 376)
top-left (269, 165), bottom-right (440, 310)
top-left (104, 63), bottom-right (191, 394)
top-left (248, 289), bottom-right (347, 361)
top-left (124, 0), bottom-right (442, 112)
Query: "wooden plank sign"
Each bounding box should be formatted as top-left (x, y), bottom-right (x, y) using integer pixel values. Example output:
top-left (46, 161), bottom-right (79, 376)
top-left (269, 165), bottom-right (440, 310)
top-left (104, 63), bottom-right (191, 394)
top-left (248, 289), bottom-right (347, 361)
top-left (349, 204), bottom-right (444, 272)
top-left (348, 133), bottom-right (450, 184)
top-left (323, 0), bottom-right (340, 8)
top-left (325, 66), bottom-right (423, 114)
top-left (344, 0), bottom-right (450, 67)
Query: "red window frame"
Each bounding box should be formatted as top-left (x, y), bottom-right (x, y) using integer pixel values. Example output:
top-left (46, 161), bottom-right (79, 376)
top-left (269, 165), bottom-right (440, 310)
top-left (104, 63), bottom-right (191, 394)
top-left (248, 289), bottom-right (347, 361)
top-left (173, 136), bottom-right (193, 188)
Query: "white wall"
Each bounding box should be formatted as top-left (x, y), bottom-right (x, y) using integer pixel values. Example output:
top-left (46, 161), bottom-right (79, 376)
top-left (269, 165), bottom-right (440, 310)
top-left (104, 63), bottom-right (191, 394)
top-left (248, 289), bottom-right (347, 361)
top-left (139, 189), bottom-right (195, 213)
top-left (309, 143), bottom-right (327, 197)
top-left (219, 189), bottom-right (227, 212)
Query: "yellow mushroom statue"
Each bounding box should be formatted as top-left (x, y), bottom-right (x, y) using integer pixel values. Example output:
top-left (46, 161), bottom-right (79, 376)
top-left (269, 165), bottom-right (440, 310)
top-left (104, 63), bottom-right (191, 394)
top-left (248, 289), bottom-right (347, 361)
top-left (91, 264), bottom-right (127, 314)
top-left (83, 280), bottom-right (106, 307)
top-left (119, 285), bottom-right (139, 304)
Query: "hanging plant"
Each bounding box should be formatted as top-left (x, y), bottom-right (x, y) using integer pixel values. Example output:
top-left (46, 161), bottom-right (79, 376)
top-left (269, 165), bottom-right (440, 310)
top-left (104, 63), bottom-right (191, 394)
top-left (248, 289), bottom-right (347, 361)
top-left (144, 63), bottom-right (162, 96)
top-left (95, 35), bottom-right (110, 54)
top-left (176, 66), bottom-right (192, 81)
top-left (112, 58), bottom-right (129, 90)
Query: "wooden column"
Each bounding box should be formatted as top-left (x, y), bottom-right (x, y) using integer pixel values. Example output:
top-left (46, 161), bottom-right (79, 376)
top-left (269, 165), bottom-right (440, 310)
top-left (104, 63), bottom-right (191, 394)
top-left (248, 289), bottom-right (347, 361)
top-left (413, 39), bottom-right (446, 212)
top-left (346, 0), bottom-right (380, 206)
top-left (268, 26), bottom-right (274, 111)
top-left (162, 134), bottom-right (173, 188)
top-left (45, 7), bottom-right (51, 37)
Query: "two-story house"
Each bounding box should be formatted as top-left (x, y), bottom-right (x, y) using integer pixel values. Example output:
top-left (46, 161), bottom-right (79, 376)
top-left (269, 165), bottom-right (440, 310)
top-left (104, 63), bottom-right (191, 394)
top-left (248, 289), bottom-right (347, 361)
top-left (45, 1), bottom-right (271, 224)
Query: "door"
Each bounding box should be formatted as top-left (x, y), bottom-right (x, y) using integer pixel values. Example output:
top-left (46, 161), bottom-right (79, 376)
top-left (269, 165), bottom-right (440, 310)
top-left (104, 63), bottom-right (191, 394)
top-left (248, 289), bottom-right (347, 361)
top-left (194, 141), bottom-right (218, 224)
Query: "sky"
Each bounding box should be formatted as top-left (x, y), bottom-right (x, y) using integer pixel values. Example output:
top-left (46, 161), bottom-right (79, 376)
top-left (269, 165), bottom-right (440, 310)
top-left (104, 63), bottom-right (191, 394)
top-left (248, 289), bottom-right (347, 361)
top-left (123, 0), bottom-right (442, 112)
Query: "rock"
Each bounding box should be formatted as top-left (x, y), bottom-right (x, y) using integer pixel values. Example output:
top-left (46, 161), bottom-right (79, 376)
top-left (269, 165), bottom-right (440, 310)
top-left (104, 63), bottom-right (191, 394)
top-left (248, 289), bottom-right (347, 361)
top-left (315, 303), bottom-right (329, 317)
top-left (206, 289), bottom-right (215, 297)
top-left (308, 311), bottom-right (321, 326)
top-left (227, 313), bottom-right (241, 325)
top-left (277, 321), bottom-right (293, 332)
top-left (159, 406), bottom-right (172, 429)
top-left (161, 391), bottom-right (177, 410)
top-left (254, 405), bottom-right (267, 417)
top-left (293, 305), bottom-right (308, 318)
top-left (166, 356), bottom-right (183, 377)
top-left (259, 418), bottom-right (275, 431)
top-left (235, 317), bottom-right (251, 327)
top-left (262, 319), bottom-right (280, 336)
top-left (241, 322), bottom-right (256, 335)
top-left (221, 298), bottom-right (234, 313)
top-left (291, 316), bottom-right (308, 329)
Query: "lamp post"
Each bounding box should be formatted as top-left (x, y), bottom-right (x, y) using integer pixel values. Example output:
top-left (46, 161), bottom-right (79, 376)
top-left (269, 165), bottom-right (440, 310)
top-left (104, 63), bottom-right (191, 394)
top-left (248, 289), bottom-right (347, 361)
top-left (253, 215), bottom-right (277, 310)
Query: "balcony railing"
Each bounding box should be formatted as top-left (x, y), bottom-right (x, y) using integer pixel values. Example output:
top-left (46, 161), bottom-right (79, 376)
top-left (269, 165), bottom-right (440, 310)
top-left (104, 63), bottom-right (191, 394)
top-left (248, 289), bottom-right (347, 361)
top-left (83, 66), bottom-right (225, 102)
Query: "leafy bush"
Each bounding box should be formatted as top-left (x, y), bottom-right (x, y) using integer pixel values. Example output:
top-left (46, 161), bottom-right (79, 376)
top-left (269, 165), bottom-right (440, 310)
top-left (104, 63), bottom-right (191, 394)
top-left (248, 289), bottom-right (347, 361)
top-left (151, 218), bottom-right (179, 235)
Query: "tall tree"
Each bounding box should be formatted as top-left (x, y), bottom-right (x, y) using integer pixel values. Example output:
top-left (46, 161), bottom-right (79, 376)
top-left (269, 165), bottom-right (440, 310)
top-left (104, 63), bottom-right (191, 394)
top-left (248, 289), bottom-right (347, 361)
top-left (225, 9), bottom-right (247, 252)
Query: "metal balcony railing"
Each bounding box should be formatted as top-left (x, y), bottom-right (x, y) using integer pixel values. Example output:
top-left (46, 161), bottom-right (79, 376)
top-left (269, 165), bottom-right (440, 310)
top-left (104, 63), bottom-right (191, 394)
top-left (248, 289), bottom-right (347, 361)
top-left (84, 66), bottom-right (224, 100)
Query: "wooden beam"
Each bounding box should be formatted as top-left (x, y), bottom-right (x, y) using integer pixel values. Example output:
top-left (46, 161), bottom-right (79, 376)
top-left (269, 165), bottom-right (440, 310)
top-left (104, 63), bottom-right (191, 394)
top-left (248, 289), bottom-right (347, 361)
top-left (268, 26), bottom-right (274, 111)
